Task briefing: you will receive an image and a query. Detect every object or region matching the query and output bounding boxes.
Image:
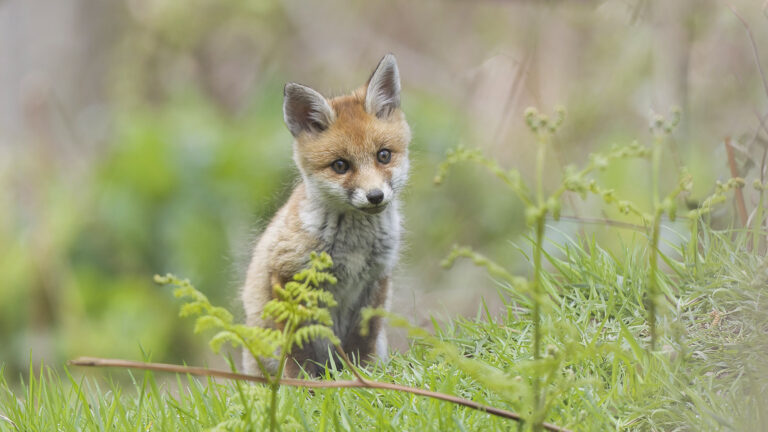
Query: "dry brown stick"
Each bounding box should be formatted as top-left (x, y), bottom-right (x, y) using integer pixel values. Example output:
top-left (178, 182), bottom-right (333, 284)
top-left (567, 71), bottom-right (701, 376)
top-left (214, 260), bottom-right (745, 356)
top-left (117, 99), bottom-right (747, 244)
top-left (333, 345), bottom-right (369, 384)
top-left (69, 357), bottom-right (571, 432)
top-left (724, 137), bottom-right (749, 227)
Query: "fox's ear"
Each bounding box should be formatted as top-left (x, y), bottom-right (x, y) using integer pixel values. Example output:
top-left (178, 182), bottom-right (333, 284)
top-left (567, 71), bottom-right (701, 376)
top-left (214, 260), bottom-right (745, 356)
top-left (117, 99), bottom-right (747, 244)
top-left (365, 54), bottom-right (401, 119)
top-left (283, 83), bottom-right (335, 137)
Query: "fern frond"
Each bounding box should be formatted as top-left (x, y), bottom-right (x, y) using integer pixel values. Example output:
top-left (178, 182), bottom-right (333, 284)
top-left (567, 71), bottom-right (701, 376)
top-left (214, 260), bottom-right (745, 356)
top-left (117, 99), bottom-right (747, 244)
top-left (158, 251), bottom-right (342, 384)
top-left (209, 331), bottom-right (243, 353)
top-left (193, 315), bottom-right (229, 334)
top-left (157, 273), bottom-right (282, 360)
top-left (291, 325), bottom-right (340, 350)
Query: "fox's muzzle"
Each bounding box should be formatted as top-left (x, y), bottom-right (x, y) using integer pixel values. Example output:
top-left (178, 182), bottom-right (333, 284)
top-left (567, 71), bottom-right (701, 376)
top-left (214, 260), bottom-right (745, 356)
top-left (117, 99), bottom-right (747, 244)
top-left (366, 189), bottom-right (384, 205)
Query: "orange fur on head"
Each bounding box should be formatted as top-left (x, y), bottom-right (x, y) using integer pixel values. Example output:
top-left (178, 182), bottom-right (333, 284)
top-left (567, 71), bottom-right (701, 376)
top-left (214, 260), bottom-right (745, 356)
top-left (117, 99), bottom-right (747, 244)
top-left (294, 88), bottom-right (410, 179)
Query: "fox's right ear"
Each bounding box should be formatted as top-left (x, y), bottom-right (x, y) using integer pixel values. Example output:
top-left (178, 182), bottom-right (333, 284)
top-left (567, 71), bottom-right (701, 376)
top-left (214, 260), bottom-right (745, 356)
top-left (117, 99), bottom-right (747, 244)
top-left (283, 83), bottom-right (335, 137)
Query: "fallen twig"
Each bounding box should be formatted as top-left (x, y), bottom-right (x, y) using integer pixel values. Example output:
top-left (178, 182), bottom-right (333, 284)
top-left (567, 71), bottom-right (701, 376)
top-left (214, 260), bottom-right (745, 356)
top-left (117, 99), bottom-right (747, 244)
top-left (69, 356), bottom-right (572, 432)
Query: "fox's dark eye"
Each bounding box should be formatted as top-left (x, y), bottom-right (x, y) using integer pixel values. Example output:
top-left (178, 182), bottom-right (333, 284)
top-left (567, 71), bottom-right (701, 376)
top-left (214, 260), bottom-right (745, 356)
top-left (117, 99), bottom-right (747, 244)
top-left (331, 159), bottom-right (350, 174)
top-left (377, 149), bottom-right (392, 164)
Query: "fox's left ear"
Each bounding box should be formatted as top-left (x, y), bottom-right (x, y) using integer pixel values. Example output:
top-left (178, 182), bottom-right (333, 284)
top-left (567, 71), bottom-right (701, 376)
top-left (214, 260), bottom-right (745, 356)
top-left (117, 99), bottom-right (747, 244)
top-left (365, 54), bottom-right (401, 119)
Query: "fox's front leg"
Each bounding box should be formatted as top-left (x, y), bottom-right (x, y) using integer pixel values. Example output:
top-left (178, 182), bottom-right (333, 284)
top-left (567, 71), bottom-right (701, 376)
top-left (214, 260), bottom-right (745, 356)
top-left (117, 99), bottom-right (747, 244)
top-left (369, 276), bottom-right (391, 362)
top-left (343, 277), bottom-right (391, 364)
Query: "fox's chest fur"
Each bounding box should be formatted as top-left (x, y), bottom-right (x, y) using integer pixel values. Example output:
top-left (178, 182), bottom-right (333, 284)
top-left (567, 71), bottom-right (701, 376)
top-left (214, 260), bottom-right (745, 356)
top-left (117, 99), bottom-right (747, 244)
top-left (241, 185), bottom-right (402, 376)
top-left (300, 200), bottom-right (400, 339)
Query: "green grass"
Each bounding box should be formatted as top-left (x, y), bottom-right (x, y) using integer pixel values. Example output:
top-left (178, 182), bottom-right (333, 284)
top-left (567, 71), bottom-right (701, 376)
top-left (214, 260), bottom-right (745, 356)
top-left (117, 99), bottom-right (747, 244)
top-left (1, 225), bottom-right (765, 431)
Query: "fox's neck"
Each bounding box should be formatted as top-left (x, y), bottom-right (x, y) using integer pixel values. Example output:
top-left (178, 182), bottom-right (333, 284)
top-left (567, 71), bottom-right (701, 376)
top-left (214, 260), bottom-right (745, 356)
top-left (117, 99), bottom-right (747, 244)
top-left (298, 180), bottom-right (400, 243)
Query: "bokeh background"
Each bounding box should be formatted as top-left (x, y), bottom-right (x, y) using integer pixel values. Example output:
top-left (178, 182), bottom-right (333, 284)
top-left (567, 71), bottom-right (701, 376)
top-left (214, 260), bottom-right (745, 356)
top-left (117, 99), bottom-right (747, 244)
top-left (2, 0), bottom-right (766, 378)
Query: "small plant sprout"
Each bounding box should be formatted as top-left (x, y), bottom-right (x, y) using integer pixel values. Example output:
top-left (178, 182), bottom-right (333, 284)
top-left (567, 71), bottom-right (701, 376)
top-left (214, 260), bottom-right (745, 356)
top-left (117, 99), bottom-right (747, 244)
top-left (434, 105), bottom-right (749, 428)
top-left (686, 177), bottom-right (746, 274)
top-left (436, 106), bottom-right (658, 428)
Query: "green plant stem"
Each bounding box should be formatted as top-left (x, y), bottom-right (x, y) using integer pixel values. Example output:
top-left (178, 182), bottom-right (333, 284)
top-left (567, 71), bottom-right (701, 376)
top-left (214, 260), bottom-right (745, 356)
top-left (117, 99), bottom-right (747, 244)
top-left (689, 218), bottom-right (699, 277)
top-left (648, 133), bottom-right (663, 351)
top-left (753, 191), bottom-right (764, 253)
top-left (269, 362), bottom-right (283, 432)
top-left (536, 134), bottom-right (548, 206)
top-left (533, 218), bottom-right (545, 358)
top-left (532, 214), bottom-right (545, 428)
top-left (648, 210), bottom-right (662, 351)
top-left (724, 138), bottom-right (748, 227)
top-left (532, 130), bottom-right (549, 431)
top-left (269, 322), bottom-right (295, 432)
top-left (245, 343), bottom-right (272, 382)
top-left (652, 135), bottom-right (662, 209)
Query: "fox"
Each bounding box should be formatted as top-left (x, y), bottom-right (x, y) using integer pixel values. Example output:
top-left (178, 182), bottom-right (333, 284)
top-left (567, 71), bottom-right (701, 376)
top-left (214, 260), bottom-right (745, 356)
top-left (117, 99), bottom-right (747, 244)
top-left (241, 54), bottom-right (411, 377)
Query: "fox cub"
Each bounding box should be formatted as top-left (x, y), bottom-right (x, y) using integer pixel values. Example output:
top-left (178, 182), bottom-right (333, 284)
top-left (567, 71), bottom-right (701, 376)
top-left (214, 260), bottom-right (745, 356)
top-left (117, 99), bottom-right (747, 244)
top-left (241, 54), bottom-right (410, 377)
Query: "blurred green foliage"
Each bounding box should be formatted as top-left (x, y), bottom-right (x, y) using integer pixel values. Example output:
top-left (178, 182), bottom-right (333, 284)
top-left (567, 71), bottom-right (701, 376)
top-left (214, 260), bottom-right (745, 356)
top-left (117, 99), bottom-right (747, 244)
top-left (0, 88), bottom-right (295, 376)
top-left (2, 0), bottom-right (766, 384)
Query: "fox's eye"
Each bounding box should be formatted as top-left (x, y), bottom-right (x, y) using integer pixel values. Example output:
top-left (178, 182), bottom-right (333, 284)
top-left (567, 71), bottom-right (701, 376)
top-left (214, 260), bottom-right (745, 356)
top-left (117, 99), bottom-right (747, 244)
top-left (331, 159), bottom-right (350, 174)
top-left (377, 149), bottom-right (392, 164)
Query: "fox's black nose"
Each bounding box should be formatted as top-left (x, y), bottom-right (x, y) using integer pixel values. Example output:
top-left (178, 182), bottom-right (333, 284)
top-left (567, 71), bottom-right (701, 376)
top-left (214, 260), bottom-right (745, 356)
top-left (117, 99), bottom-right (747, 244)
top-left (366, 189), bottom-right (384, 205)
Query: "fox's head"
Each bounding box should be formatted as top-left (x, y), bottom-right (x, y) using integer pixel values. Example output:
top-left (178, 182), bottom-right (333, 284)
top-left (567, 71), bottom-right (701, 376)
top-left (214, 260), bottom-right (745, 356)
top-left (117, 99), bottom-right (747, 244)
top-left (283, 54), bottom-right (411, 215)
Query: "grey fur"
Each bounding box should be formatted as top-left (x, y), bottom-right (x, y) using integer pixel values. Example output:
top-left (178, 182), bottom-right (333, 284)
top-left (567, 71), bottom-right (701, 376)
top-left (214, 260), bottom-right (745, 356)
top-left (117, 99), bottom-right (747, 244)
top-left (298, 204), bottom-right (400, 374)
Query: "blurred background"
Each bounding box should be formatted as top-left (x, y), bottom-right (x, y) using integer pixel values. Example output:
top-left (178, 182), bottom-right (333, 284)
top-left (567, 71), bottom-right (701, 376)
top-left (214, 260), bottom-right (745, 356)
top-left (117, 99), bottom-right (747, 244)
top-left (1, 0), bottom-right (767, 378)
